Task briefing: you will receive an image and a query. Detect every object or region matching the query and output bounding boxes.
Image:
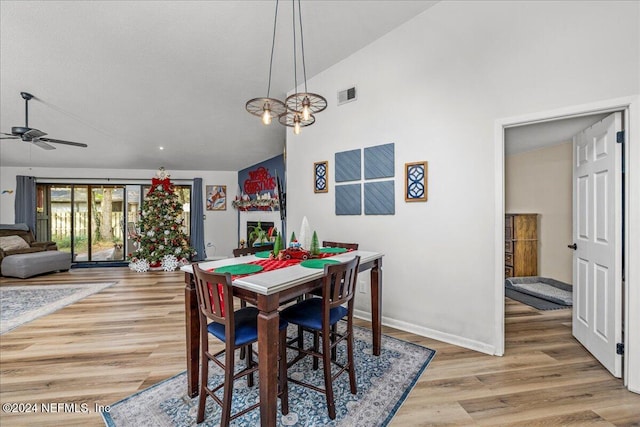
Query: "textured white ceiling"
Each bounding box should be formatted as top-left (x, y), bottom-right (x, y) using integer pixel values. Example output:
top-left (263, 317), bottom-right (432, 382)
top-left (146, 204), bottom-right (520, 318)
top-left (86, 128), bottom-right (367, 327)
top-left (0, 0), bottom-right (437, 171)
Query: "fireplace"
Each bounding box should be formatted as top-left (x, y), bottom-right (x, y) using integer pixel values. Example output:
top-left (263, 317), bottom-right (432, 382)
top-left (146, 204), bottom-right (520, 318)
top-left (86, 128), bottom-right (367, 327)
top-left (246, 221), bottom-right (274, 245)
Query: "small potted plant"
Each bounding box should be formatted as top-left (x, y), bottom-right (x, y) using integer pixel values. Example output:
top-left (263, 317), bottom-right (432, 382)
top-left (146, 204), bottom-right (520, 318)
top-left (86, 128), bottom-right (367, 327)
top-left (249, 222), bottom-right (268, 247)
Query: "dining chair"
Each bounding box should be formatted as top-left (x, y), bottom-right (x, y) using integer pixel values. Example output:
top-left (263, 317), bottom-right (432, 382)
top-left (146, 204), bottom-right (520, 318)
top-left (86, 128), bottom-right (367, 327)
top-left (280, 256), bottom-right (360, 420)
top-left (232, 242), bottom-right (274, 257)
top-left (192, 264), bottom-right (289, 425)
top-left (232, 243), bottom-right (273, 359)
top-left (315, 241), bottom-right (359, 360)
top-left (322, 241), bottom-right (359, 250)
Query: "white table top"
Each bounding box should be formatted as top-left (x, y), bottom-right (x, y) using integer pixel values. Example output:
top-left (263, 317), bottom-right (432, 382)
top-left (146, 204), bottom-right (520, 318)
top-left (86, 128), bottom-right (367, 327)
top-left (181, 250), bottom-right (383, 296)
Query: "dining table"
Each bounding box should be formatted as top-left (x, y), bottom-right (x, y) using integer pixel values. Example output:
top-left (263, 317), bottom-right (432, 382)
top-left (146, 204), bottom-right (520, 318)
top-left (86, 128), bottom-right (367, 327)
top-left (181, 249), bottom-right (384, 427)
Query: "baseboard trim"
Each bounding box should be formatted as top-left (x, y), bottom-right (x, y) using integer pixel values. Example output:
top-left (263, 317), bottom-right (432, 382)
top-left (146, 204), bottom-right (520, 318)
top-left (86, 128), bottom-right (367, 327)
top-left (354, 309), bottom-right (497, 355)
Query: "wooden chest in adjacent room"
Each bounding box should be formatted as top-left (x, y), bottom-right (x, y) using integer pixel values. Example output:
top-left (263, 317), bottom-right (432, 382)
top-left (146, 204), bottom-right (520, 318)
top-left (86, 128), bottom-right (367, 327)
top-left (505, 213), bottom-right (538, 277)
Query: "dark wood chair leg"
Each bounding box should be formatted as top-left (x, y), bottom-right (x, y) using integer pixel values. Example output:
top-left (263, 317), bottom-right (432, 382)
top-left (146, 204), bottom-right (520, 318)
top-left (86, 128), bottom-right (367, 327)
top-left (197, 332), bottom-right (208, 423)
top-left (247, 343), bottom-right (254, 387)
top-left (296, 325), bottom-right (304, 353)
top-left (279, 328), bottom-right (289, 415)
top-left (312, 331), bottom-right (320, 370)
top-left (239, 299), bottom-right (247, 360)
top-left (331, 323), bottom-right (337, 361)
top-left (322, 327), bottom-right (336, 420)
top-left (347, 319), bottom-right (357, 394)
top-left (221, 345), bottom-right (235, 427)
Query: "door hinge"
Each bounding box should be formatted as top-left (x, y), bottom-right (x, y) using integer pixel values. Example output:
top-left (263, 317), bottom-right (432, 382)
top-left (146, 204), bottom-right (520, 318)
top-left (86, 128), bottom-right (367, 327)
top-left (616, 131), bottom-right (625, 143)
top-left (616, 342), bottom-right (624, 355)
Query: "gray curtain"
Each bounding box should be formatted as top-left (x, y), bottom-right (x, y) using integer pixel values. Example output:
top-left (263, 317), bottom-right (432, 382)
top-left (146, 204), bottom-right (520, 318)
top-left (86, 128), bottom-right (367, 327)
top-left (190, 178), bottom-right (206, 261)
top-left (15, 175), bottom-right (36, 236)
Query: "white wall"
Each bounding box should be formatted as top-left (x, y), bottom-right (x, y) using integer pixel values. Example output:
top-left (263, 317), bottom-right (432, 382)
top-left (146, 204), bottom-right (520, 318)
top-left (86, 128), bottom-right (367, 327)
top-left (285, 0), bottom-right (639, 355)
top-left (0, 167), bottom-right (239, 258)
top-left (506, 142), bottom-right (573, 284)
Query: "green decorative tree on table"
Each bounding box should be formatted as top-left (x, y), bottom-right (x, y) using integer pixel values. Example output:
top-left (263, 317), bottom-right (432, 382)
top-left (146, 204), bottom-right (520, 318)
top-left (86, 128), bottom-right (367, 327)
top-left (129, 168), bottom-right (196, 272)
top-left (310, 231), bottom-right (320, 256)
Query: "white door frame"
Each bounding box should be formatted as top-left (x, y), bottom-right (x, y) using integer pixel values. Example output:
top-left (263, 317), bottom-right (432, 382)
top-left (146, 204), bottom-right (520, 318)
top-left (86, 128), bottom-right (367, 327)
top-left (494, 95), bottom-right (639, 393)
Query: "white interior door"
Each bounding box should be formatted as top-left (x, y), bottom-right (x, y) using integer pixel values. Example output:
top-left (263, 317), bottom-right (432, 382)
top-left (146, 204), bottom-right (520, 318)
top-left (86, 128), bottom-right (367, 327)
top-left (572, 112), bottom-right (622, 377)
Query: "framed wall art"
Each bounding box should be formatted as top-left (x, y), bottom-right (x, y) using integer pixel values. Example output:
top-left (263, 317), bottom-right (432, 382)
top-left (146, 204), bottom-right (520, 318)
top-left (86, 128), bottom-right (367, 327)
top-left (405, 161), bottom-right (428, 202)
top-left (314, 161), bottom-right (328, 193)
top-left (206, 185), bottom-right (227, 210)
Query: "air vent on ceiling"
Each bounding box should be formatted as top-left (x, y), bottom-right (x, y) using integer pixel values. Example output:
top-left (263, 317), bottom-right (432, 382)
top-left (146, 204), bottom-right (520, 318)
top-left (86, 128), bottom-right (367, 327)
top-left (337, 86), bottom-right (357, 106)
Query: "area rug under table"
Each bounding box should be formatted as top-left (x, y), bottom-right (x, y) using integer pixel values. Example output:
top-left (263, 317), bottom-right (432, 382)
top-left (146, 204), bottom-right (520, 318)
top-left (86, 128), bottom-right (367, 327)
top-left (0, 282), bottom-right (116, 334)
top-left (103, 325), bottom-right (436, 427)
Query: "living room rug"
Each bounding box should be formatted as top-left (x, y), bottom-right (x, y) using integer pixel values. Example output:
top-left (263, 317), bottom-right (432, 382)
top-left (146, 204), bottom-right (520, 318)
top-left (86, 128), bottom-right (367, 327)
top-left (102, 325), bottom-right (436, 427)
top-left (0, 282), bottom-right (116, 334)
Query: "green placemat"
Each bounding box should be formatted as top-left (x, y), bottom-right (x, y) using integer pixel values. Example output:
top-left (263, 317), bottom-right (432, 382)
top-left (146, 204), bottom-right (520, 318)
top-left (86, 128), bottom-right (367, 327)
top-left (320, 247), bottom-right (348, 254)
top-left (300, 259), bottom-right (341, 269)
top-left (254, 251), bottom-right (272, 259)
top-left (214, 263), bottom-right (264, 275)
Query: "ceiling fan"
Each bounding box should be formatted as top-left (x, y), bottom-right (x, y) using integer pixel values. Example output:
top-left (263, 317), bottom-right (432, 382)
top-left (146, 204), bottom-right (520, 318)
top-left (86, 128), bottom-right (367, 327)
top-left (0, 92), bottom-right (88, 150)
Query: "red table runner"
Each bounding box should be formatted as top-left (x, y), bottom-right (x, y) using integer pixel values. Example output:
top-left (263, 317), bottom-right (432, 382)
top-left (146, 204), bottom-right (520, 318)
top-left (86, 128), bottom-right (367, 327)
top-left (205, 250), bottom-right (353, 314)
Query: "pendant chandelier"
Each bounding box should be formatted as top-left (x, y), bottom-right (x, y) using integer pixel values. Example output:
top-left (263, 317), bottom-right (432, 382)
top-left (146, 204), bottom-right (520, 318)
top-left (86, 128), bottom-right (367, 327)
top-left (245, 0), bottom-right (327, 135)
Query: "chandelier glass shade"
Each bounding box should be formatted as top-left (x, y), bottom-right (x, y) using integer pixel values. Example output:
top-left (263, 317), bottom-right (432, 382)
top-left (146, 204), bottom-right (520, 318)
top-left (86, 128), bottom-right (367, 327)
top-left (245, 0), bottom-right (327, 135)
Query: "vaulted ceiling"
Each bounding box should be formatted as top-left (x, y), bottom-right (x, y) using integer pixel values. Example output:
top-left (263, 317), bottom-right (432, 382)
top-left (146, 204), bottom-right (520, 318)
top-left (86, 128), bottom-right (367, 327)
top-left (0, 1), bottom-right (438, 172)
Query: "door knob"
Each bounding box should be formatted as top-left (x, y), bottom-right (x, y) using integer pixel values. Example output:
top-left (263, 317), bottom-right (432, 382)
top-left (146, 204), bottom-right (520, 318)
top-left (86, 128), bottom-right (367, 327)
top-left (568, 243), bottom-right (577, 250)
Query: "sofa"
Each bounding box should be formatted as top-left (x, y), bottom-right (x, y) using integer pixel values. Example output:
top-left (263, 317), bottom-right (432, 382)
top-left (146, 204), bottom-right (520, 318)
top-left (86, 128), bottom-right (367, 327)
top-left (0, 223), bottom-right (60, 276)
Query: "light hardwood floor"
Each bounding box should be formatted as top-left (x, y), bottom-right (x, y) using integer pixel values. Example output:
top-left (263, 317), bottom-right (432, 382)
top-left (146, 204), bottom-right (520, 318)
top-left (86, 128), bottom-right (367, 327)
top-left (1, 268), bottom-right (638, 426)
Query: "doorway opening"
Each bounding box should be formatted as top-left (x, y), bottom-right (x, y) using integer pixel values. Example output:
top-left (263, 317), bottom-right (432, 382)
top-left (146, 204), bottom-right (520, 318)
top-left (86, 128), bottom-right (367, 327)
top-left (497, 100), bottom-right (633, 386)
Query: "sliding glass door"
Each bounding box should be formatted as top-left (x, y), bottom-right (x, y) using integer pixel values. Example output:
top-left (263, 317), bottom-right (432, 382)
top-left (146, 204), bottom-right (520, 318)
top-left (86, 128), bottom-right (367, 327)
top-left (37, 182), bottom-right (191, 265)
top-left (38, 184), bottom-right (126, 262)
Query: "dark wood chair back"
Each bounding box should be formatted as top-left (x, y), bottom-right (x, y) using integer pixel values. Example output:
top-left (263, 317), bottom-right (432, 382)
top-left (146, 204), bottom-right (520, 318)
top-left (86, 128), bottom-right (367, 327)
top-left (233, 243), bottom-right (274, 257)
top-left (323, 255), bottom-right (360, 309)
top-left (192, 264), bottom-right (234, 326)
top-left (191, 263), bottom-right (287, 424)
top-left (280, 255), bottom-right (361, 419)
top-left (322, 241), bottom-right (359, 250)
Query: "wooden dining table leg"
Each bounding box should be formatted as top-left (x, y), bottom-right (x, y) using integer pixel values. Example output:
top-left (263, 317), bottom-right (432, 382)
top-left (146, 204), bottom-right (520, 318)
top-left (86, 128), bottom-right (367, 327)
top-left (257, 293), bottom-right (280, 427)
top-left (184, 272), bottom-right (200, 398)
top-left (370, 258), bottom-right (382, 356)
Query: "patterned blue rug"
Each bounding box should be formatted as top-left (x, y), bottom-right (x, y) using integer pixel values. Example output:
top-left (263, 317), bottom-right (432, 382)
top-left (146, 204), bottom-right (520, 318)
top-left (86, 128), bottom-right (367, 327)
top-left (0, 282), bottom-right (116, 334)
top-left (102, 325), bottom-right (435, 426)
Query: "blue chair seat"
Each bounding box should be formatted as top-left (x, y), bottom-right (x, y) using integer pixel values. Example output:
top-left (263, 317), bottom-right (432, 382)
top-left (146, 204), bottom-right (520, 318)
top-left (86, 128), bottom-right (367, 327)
top-left (208, 306), bottom-right (288, 347)
top-left (281, 297), bottom-right (347, 331)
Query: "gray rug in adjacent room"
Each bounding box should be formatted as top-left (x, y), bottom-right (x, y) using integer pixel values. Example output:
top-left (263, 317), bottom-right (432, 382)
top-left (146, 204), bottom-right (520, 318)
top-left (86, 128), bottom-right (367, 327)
top-left (0, 282), bottom-right (116, 334)
top-left (103, 325), bottom-right (436, 427)
top-left (505, 276), bottom-right (572, 310)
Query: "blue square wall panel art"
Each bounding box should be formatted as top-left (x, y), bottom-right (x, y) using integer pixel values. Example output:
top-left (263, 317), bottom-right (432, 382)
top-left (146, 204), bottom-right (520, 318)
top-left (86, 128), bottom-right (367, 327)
top-left (364, 181), bottom-right (395, 215)
top-left (335, 149), bottom-right (361, 182)
top-left (364, 143), bottom-right (394, 179)
top-left (335, 184), bottom-right (362, 215)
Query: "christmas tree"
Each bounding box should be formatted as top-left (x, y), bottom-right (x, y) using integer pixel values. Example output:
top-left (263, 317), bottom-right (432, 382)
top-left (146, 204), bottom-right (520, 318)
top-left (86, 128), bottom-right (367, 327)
top-left (310, 231), bottom-right (320, 256)
top-left (129, 168), bottom-right (196, 272)
top-left (273, 233), bottom-right (283, 258)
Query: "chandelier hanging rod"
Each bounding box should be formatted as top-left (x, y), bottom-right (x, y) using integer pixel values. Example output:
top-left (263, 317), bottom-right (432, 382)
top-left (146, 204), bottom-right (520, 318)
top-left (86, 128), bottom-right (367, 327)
top-left (245, 0), bottom-right (327, 135)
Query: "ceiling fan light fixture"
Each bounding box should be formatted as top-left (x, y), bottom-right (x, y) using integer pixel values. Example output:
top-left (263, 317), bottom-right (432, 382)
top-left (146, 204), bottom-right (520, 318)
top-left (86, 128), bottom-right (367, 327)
top-left (0, 92), bottom-right (88, 149)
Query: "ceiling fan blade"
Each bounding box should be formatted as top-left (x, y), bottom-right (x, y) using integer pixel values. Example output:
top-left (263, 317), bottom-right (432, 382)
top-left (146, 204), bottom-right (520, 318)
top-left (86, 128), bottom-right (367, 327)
top-left (39, 137), bottom-right (88, 148)
top-left (32, 140), bottom-right (56, 150)
top-left (23, 128), bottom-right (47, 139)
top-left (0, 135), bottom-right (20, 140)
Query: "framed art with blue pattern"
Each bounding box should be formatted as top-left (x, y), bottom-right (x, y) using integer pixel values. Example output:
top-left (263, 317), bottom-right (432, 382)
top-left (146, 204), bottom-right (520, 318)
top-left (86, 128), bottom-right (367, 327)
top-left (314, 161), bottom-right (328, 193)
top-left (405, 161), bottom-right (428, 202)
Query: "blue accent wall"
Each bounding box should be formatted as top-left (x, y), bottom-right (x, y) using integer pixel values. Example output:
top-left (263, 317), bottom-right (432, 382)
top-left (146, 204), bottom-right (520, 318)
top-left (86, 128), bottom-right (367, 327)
top-left (238, 154), bottom-right (285, 198)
